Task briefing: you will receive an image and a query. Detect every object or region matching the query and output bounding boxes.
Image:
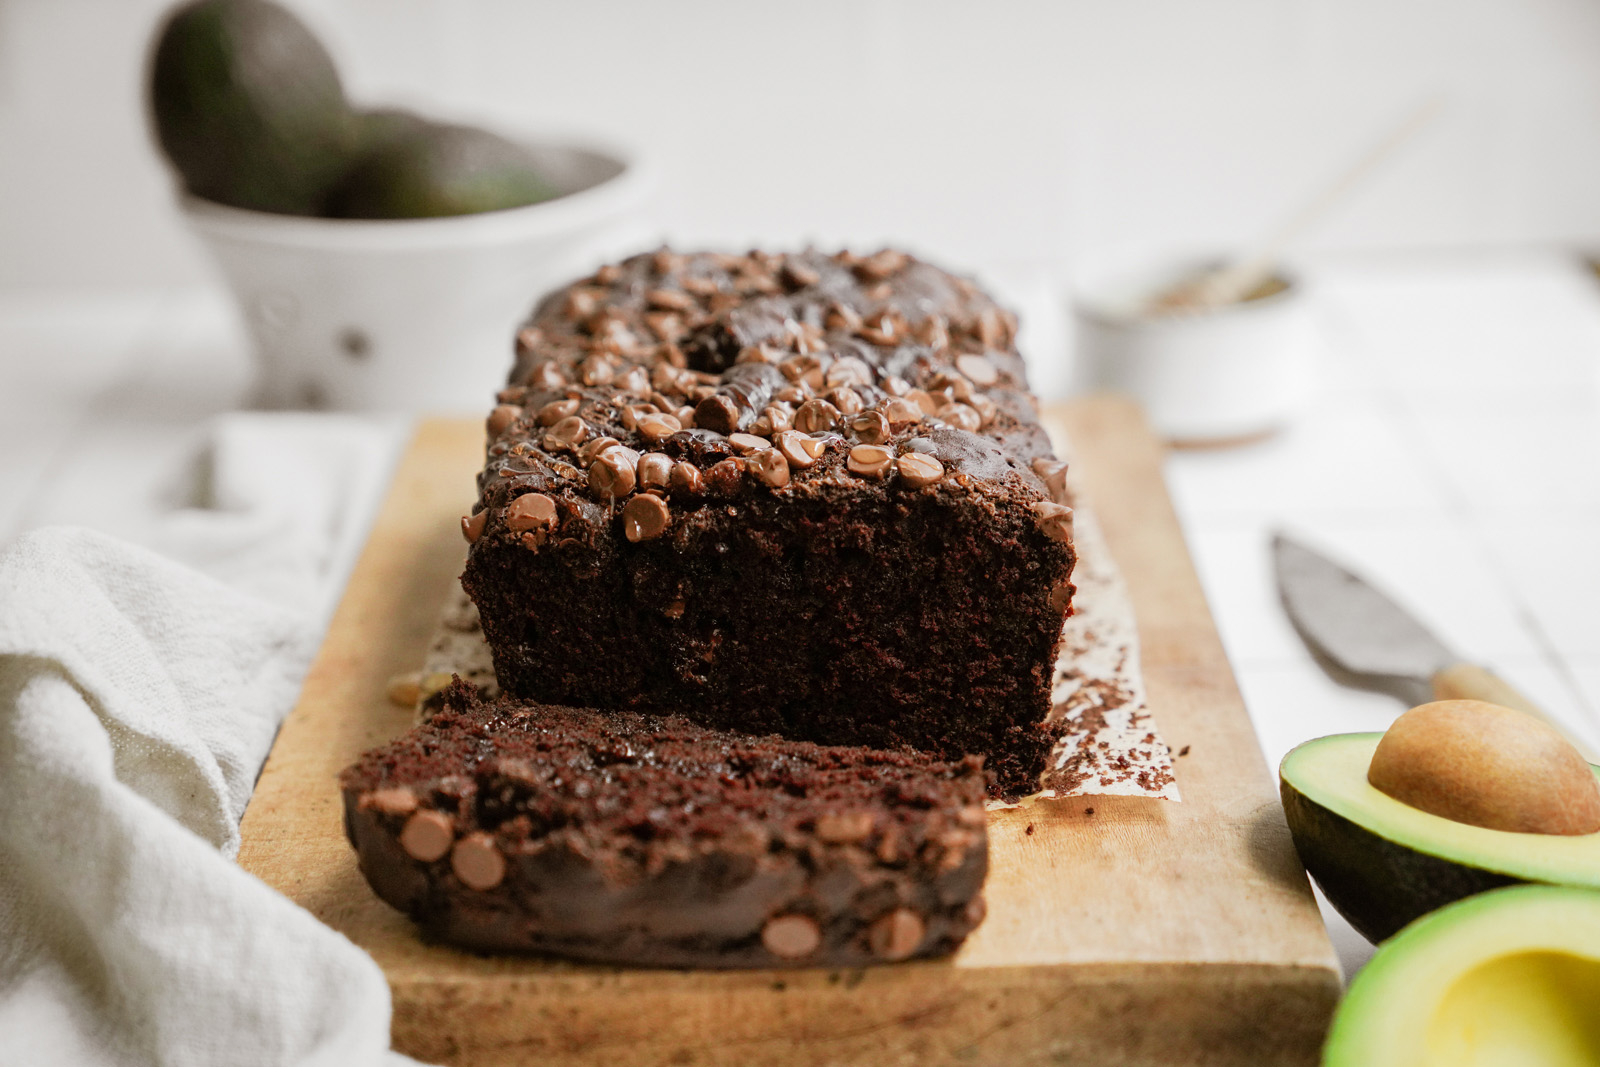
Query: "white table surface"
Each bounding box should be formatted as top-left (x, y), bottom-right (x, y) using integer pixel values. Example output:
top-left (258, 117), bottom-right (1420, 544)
top-left (3, 248), bottom-right (1597, 984)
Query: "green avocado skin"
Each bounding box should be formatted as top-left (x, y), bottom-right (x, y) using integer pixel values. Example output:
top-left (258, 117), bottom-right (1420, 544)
top-left (148, 0), bottom-right (354, 215)
top-left (322, 117), bottom-right (557, 219)
top-left (1280, 779), bottom-right (1522, 943)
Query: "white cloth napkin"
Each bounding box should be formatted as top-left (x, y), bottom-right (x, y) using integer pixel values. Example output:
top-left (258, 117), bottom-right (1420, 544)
top-left (0, 413), bottom-right (426, 1066)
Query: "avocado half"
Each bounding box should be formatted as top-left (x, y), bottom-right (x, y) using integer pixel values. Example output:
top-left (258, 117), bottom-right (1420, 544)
top-left (1323, 884), bottom-right (1600, 1066)
top-left (1280, 733), bottom-right (1600, 943)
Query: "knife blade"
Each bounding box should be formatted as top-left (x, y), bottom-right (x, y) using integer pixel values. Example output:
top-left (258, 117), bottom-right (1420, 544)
top-left (1272, 532), bottom-right (1597, 763)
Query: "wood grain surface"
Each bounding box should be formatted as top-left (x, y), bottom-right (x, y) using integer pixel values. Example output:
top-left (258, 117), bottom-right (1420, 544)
top-left (237, 395), bottom-right (1341, 1067)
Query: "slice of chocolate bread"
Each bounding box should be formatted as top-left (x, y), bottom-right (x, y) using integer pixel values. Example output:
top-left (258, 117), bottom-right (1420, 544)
top-left (341, 681), bottom-right (989, 968)
top-left (462, 248), bottom-right (1075, 801)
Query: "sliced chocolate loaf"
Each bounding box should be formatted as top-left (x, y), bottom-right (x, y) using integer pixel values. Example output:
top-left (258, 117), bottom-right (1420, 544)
top-left (341, 681), bottom-right (990, 968)
top-left (461, 248), bottom-right (1076, 801)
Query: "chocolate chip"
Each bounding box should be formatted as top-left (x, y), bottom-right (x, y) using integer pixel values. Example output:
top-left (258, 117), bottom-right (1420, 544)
top-left (594, 263), bottom-right (622, 285)
top-left (774, 430), bottom-right (823, 470)
top-left (1031, 457), bottom-right (1070, 504)
top-left (527, 360), bottom-right (567, 390)
top-left (956, 353), bottom-right (1000, 387)
top-left (827, 387), bottom-right (865, 416)
top-left (636, 412), bottom-right (683, 444)
top-left (907, 389), bottom-right (940, 416)
top-left (623, 493), bottom-right (671, 541)
top-left (758, 404), bottom-right (793, 435)
top-left (450, 832), bottom-right (506, 890)
top-left (825, 356), bottom-right (873, 388)
top-left (939, 403), bottom-right (983, 432)
top-left (868, 908), bottom-right (925, 960)
top-left (505, 492), bottom-right (557, 532)
top-left (793, 398), bottom-right (841, 434)
top-left (646, 287), bottom-right (695, 312)
top-left (616, 365), bottom-right (650, 396)
top-left (976, 307), bottom-right (1008, 348)
top-left (1049, 580), bottom-right (1073, 612)
top-left (705, 457), bottom-right (745, 496)
top-left (970, 394), bottom-right (998, 428)
top-left (814, 811), bottom-right (874, 844)
top-left (460, 510), bottom-right (487, 543)
top-left (544, 416), bottom-right (589, 450)
top-left (674, 405), bottom-right (698, 428)
top-left (847, 444), bottom-right (895, 479)
top-left (537, 397), bottom-right (580, 426)
top-left (853, 248), bottom-right (908, 281)
top-left (761, 914), bottom-right (822, 959)
top-left (486, 404), bottom-right (521, 437)
top-left (515, 325), bottom-right (544, 352)
top-left (578, 354), bottom-right (614, 387)
top-left (896, 452), bottom-right (944, 488)
top-left (399, 810), bottom-right (454, 862)
top-left (914, 315), bottom-right (950, 350)
top-left (359, 787), bottom-right (418, 817)
top-left (749, 448), bottom-right (790, 489)
top-left (637, 452), bottom-right (673, 494)
top-left (848, 410), bottom-right (890, 445)
top-left (964, 896), bottom-right (987, 926)
top-left (589, 447), bottom-right (639, 500)
top-left (882, 397), bottom-right (923, 426)
top-left (826, 301), bottom-right (864, 332)
top-left (728, 432), bottom-right (770, 455)
top-left (780, 260), bottom-right (821, 290)
top-left (1032, 500), bottom-right (1074, 543)
top-left (695, 394), bottom-right (742, 435)
top-left (569, 431), bottom-right (612, 462)
top-left (669, 461), bottom-right (705, 497)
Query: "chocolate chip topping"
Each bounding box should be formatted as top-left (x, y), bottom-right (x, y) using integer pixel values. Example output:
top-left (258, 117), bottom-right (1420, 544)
top-left (849, 410), bottom-right (891, 445)
top-left (895, 452), bottom-right (945, 488)
top-left (544, 415), bottom-right (589, 450)
top-left (359, 786), bottom-right (418, 817)
top-left (774, 430), bottom-right (822, 470)
top-left (794, 398), bottom-right (841, 434)
top-left (637, 452), bottom-right (673, 494)
top-left (868, 908), bottom-right (925, 960)
top-left (1032, 500), bottom-right (1074, 543)
top-left (749, 447), bottom-right (791, 489)
top-left (487, 404), bottom-right (521, 437)
top-left (847, 444), bottom-right (895, 479)
top-left (505, 493), bottom-right (557, 533)
top-left (669, 460), bottom-right (705, 497)
top-left (399, 809), bottom-right (453, 862)
top-left (762, 914), bottom-right (822, 959)
top-left (537, 397), bottom-right (580, 426)
top-left (728, 432), bottom-right (770, 455)
top-left (461, 510), bottom-right (487, 543)
top-left (623, 494), bottom-right (671, 541)
top-left (589, 447), bottom-right (639, 500)
top-left (1031, 457), bottom-right (1070, 504)
top-left (450, 832), bottom-right (506, 890)
top-left (955, 353), bottom-right (1000, 387)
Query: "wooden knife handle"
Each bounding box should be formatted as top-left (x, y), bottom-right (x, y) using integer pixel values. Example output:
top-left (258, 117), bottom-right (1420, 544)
top-left (1431, 662), bottom-right (1600, 765)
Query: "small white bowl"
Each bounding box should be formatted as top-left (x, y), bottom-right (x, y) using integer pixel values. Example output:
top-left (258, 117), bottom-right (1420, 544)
top-left (183, 135), bottom-right (655, 413)
top-left (1073, 261), bottom-right (1315, 445)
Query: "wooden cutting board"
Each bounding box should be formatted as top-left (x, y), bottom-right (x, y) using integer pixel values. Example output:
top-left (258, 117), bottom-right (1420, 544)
top-left (237, 395), bottom-right (1340, 1067)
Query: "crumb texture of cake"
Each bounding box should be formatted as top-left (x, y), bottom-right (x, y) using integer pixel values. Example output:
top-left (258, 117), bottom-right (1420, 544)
top-left (341, 682), bottom-right (990, 968)
top-left (461, 248), bottom-right (1076, 800)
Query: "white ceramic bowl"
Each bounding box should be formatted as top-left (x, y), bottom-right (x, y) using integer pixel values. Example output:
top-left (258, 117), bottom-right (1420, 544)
top-left (183, 136), bottom-right (655, 413)
top-left (1073, 262), bottom-right (1315, 445)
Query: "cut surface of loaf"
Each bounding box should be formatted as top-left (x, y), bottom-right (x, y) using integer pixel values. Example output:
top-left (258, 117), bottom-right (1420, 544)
top-left (341, 681), bottom-right (990, 967)
top-left (462, 248), bottom-right (1076, 801)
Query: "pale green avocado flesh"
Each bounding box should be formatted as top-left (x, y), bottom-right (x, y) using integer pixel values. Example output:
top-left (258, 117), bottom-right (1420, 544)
top-left (1324, 885), bottom-right (1600, 1066)
top-left (1280, 733), bottom-right (1600, 942)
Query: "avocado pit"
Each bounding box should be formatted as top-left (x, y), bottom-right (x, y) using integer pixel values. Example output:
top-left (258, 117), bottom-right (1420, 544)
top-left (1367, 700), bottom-right (1600, 836)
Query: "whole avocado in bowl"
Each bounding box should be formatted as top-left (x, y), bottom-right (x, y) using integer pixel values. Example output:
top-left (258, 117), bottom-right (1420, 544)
top-left (148, 0), bottom-right (356, 215)
top-left (147, 0), bottom-right (558, 220)
top-left (323, 111), bottom-right (559, 219)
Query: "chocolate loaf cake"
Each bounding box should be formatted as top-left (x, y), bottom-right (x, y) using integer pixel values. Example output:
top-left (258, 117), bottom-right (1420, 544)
top-left (341, 681), bottom-right (989, 967)
top-left (461, 248), bottom-right (1075, 801)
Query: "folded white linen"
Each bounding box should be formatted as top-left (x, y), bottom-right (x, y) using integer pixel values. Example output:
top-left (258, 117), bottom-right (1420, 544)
top-left (0, 406), bottom-right (428, 1065)
top-left (0, 529), bottom-right (424, 1067)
